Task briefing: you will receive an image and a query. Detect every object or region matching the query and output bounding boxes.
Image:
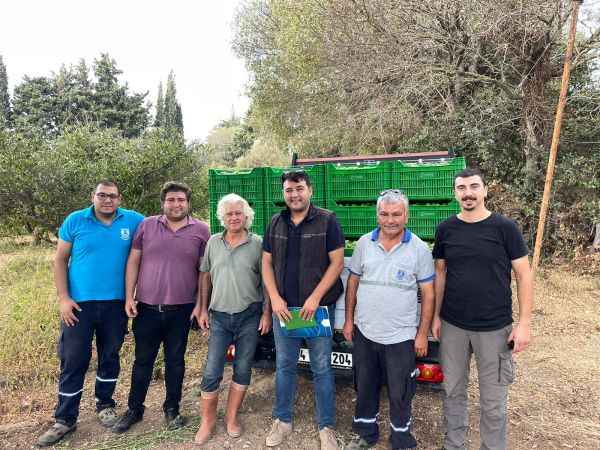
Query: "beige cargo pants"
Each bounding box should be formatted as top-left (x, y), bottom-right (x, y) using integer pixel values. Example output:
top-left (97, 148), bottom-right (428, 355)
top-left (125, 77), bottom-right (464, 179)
top-left (440, 320), bottom-right (515, 450)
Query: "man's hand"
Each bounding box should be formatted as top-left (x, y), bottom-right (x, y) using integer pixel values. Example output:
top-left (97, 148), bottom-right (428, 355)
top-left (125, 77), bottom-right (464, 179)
top-left (342, 321), bottom-right (354, 342)
top-left (271, 296), bottom-right (292, 322)
top-left (125, 297), bottom-right (138, 318)
top-left (508, 321), bottom-right (531, 353)
top-left (415, 331), bottom-right (428, 357)
top-left (258, 312), bottom-right (272, 335)
top-left (59, 298), bottom-right (81, 326)
top-left (299, 294), bottom-right (320, 321)
top-left (431, 315), bottom-right (442, 341)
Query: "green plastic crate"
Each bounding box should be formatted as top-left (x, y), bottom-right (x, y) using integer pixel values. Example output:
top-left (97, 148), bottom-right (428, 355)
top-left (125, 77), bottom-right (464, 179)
top-left (390, 157), bottom-right (466, 201)
top-left (209, 200), bottom-right (266, 236)
top-left (208, 168), bottom-right (265, 205)
top-left (408, 202), bottom-right (460, 239)
top-left (329, 201), bottom-right (460, 240)
top-left (326, 162), bottom-right (391, 203)
top-left (264, 165), bottom-right (326, 206)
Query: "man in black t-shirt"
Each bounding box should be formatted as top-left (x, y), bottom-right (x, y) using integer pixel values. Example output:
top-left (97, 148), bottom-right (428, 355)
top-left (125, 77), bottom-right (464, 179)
top-left (432, 168), bottom-right (533, 450)
top-left (262, 170), bottom-right (345, 450)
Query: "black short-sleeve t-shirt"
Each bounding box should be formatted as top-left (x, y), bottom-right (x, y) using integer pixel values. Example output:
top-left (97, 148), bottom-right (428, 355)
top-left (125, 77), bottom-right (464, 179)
top-left (263, 208), bottom-right (345, 307)
top-left (432, 213), bottom-right (528, 331)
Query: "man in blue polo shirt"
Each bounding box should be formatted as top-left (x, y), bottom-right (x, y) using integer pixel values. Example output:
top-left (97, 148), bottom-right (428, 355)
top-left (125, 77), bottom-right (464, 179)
top-left (343, 189), bottom-right (435, 450)
top-left (37, 181), bottom-right (144, 447)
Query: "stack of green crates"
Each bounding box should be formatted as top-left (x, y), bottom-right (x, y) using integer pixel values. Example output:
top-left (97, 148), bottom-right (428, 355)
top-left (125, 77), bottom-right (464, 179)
top-left (207, 157), bottom-right (466, 243)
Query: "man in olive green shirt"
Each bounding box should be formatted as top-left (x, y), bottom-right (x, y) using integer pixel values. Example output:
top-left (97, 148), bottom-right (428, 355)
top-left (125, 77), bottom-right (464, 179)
top-left (193, 194), bottom-right (271, 444)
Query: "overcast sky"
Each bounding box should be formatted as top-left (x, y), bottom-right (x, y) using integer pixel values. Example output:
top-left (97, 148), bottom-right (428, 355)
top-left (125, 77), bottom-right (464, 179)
top-left (0, 0), bottom-right (249, 142)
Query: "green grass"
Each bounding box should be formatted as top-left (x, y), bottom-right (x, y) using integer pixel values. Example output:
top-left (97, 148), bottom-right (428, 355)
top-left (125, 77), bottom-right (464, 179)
top-left (0, 248), bottom-right (59, 388)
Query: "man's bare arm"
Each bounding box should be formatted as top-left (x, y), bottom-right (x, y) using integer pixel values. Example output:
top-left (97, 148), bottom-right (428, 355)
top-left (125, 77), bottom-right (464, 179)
top-left (124, 248), bottom-right (142, 318)
top-left (416, 281), bottom-right (434, 357)
top-left (343, 273), bottom-right (360, 342)
top-left (54, 239), bottom-right (80, 326)
top-left (509, 255), bottom-right (534, 353)
top-left (432, 258), bottom-right (446, 340)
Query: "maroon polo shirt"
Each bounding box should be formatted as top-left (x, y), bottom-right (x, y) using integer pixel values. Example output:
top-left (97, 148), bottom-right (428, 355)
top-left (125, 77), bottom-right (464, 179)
top-left (132, 215), bottom-right (210, 305)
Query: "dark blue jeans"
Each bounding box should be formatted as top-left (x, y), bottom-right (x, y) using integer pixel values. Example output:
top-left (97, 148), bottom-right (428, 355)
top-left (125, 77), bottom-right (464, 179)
top-left (200, 302), bottom-right (262, 392)
top-left (127, 302), bottom-right (194, 415)
top-left (54, 301), bottom-right (128, 426)
top-left (272, 305), bottom-right (335, 430)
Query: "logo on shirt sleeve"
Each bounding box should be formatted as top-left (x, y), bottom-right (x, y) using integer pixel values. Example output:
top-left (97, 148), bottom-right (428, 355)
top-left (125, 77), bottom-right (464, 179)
top-left (120, 228), bottom-right (131, 240)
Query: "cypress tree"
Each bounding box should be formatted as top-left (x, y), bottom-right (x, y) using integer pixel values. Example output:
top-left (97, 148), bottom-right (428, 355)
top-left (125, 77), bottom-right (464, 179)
top-left (154, 82), bottom-right (164, 127)
top-left (163, 70), bottom-right (183, 133)
top-left (0, 55), bottom-right (11, 128)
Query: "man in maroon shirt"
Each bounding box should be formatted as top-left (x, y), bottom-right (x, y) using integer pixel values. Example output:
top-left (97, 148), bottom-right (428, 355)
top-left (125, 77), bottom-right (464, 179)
top-left (112, 181), bottom-right (210, 433)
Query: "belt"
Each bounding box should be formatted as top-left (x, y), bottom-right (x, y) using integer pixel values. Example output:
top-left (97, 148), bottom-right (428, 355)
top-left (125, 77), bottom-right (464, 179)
top-left (139, 302), bottom-right (188, 312)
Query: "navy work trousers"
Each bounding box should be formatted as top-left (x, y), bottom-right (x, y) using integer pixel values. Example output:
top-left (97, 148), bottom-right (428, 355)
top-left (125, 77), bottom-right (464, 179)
top-left (54, 300), bottom-right (127, 426)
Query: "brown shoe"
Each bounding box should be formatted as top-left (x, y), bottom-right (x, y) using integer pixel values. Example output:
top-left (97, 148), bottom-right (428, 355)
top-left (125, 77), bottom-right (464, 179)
top-left (194, 392), bottom-right (218, 445)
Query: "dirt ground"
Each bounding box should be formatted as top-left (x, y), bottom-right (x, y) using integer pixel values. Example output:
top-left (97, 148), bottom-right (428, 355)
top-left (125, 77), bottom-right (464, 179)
top-left (0, 268), bottom-right (599, 450)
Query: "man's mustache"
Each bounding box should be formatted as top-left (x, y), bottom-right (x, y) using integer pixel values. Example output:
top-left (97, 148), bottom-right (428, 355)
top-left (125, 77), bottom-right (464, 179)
top-left (461, 196), bottom-right (477, 201)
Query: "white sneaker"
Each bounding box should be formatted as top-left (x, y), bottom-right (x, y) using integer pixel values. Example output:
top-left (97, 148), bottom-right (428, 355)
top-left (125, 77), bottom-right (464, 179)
top-left (319, 427), bottom-right (339, 450)
top-left (265, 419), bottom-right (293, 447)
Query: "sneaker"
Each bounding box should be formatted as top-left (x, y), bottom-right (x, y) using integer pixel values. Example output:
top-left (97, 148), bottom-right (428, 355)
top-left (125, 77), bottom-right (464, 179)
top-left (37, 422), bottom-right (76, 447)
top-left (165, 409), bottom-right (187, 430)
top-left (112, 409), bottom-right (143, 433)
top-left (265, 419), bottom-right (293, 447)
top-left (97, 407), bottom-right (118, 427)
top-left (319, 427), bottom-right (340, 450)
top-left (344, 435), bottom-right (376, 449)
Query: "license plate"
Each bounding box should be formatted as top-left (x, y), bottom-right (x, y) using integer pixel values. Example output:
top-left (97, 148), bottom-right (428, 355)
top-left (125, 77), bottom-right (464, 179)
top-left (298, 348), bottom-right (353, 369)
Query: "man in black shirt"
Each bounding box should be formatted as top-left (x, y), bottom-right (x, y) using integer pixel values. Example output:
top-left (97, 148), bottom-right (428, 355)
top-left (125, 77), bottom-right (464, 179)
top-left (432, 168), bottom-right (533, 450)
top-left (262, 170), bottom-right (345, 450)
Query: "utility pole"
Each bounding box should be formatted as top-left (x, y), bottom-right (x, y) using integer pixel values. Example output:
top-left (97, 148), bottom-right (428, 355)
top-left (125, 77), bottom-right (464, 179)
top-left (532, 0), bottom-right (584, 273)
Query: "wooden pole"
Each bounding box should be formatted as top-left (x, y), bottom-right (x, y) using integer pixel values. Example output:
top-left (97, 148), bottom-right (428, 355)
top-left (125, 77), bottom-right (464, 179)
top-left (532, 0), bottom-right (583, 273)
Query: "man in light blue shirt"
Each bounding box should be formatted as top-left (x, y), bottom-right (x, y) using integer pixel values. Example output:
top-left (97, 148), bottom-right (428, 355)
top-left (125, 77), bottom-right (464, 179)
top-left (37, 181), bottom-right (144, 447)
top-left (343, 189), bottom-right (435, 450)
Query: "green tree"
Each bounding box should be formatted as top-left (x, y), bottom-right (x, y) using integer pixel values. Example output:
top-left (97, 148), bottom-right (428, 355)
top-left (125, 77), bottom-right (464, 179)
top-left (91, 53), bottom-right (149, 137)
top-left (162, 70), bottom-right (183, 133)
top-left (0, 55), bottom-right (10, 129)
top-left (154, 82), bottom-right (164, 127)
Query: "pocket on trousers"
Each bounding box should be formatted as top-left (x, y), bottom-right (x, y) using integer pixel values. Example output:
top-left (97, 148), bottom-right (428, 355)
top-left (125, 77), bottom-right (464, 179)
top-left (498, 351), bottom-right (515, 385)
top-left (402, 369), bottom-right (417, 403)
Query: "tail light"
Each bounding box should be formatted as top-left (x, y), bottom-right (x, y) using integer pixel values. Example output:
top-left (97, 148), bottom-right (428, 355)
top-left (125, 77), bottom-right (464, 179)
top-left (226, 345), bottom-right (235, 362)
top-left (416, 362), bottom-right (444, 383)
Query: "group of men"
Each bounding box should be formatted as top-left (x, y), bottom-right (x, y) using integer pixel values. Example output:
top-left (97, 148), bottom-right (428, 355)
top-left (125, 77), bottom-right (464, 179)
top-left (38, 166), bottom-right (533, 450)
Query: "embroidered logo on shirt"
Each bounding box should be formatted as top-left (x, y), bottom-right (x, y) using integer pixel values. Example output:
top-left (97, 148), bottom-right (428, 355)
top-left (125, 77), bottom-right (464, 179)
top-left (120, 228), bottom-right (130, 240)
top-left (396, 269), bottom-right (408, 281)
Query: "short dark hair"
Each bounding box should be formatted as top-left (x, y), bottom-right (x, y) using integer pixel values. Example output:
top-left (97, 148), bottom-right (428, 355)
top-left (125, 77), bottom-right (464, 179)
top-left (454, 167), bottom-right (486, 186)
top-left (94, 180), bottom-right (120, 194)
top-left (160, 181), bottom-right (192, 202)
top-left (281, 169), bottom-right (312, 188)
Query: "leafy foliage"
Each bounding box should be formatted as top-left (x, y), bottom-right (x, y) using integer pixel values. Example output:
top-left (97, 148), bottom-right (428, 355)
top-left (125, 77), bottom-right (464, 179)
top-left (0, 126), bottom-right (208, 238)
top-left (233, 0), bottom-right (600, 257)
top-left (11, 54), bottom-right (149, 138)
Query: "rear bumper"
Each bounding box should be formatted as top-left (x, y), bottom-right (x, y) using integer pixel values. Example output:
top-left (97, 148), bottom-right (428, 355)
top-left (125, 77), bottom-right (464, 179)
top-left (252, 330), bottom-right (443, 388)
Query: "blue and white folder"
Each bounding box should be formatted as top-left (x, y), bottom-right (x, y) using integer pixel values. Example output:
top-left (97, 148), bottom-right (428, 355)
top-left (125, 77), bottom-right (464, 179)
top-left (279, 306), bottom-right (333, 338)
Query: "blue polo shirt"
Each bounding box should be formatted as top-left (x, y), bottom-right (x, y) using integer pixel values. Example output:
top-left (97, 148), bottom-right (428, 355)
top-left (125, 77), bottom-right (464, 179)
top-left (58, 206), bottom-right (144, 302)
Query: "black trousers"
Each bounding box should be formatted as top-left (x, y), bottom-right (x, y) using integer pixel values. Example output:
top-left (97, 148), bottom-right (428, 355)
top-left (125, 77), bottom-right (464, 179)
top-left (352, 327), bottom-right (418, 450)
top-left (127, 303), bottom-right (194, 415)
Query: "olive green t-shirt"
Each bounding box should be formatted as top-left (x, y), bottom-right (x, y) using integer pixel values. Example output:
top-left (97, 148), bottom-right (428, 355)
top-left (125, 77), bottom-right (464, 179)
top-left (200, 232), bottom-right (263, 314)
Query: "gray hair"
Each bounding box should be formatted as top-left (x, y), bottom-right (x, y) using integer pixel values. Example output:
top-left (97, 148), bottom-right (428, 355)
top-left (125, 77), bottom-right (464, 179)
top-left (217, 193), bottom-right (255, 230)
top-left (377, 189), bottom-right (409, 212)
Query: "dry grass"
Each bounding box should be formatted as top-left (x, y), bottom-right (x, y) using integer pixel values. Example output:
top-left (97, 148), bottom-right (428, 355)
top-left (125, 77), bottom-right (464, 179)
top-left (0, 243), bottom-right (599, 449)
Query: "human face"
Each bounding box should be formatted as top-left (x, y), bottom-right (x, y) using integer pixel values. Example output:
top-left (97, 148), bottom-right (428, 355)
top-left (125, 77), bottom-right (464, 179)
top-left (377, 201), bottom-right (408, 239)
top-left (454, 175), bottom-right (487, 212)
top-left (162, 191), bottom-right (189, 222)
top-left (223, 202), bottom-right (246, 233)
top-left (92, 184), bottom-right (121, 218)
top-left (283, 179), bottom-right (312, 213)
